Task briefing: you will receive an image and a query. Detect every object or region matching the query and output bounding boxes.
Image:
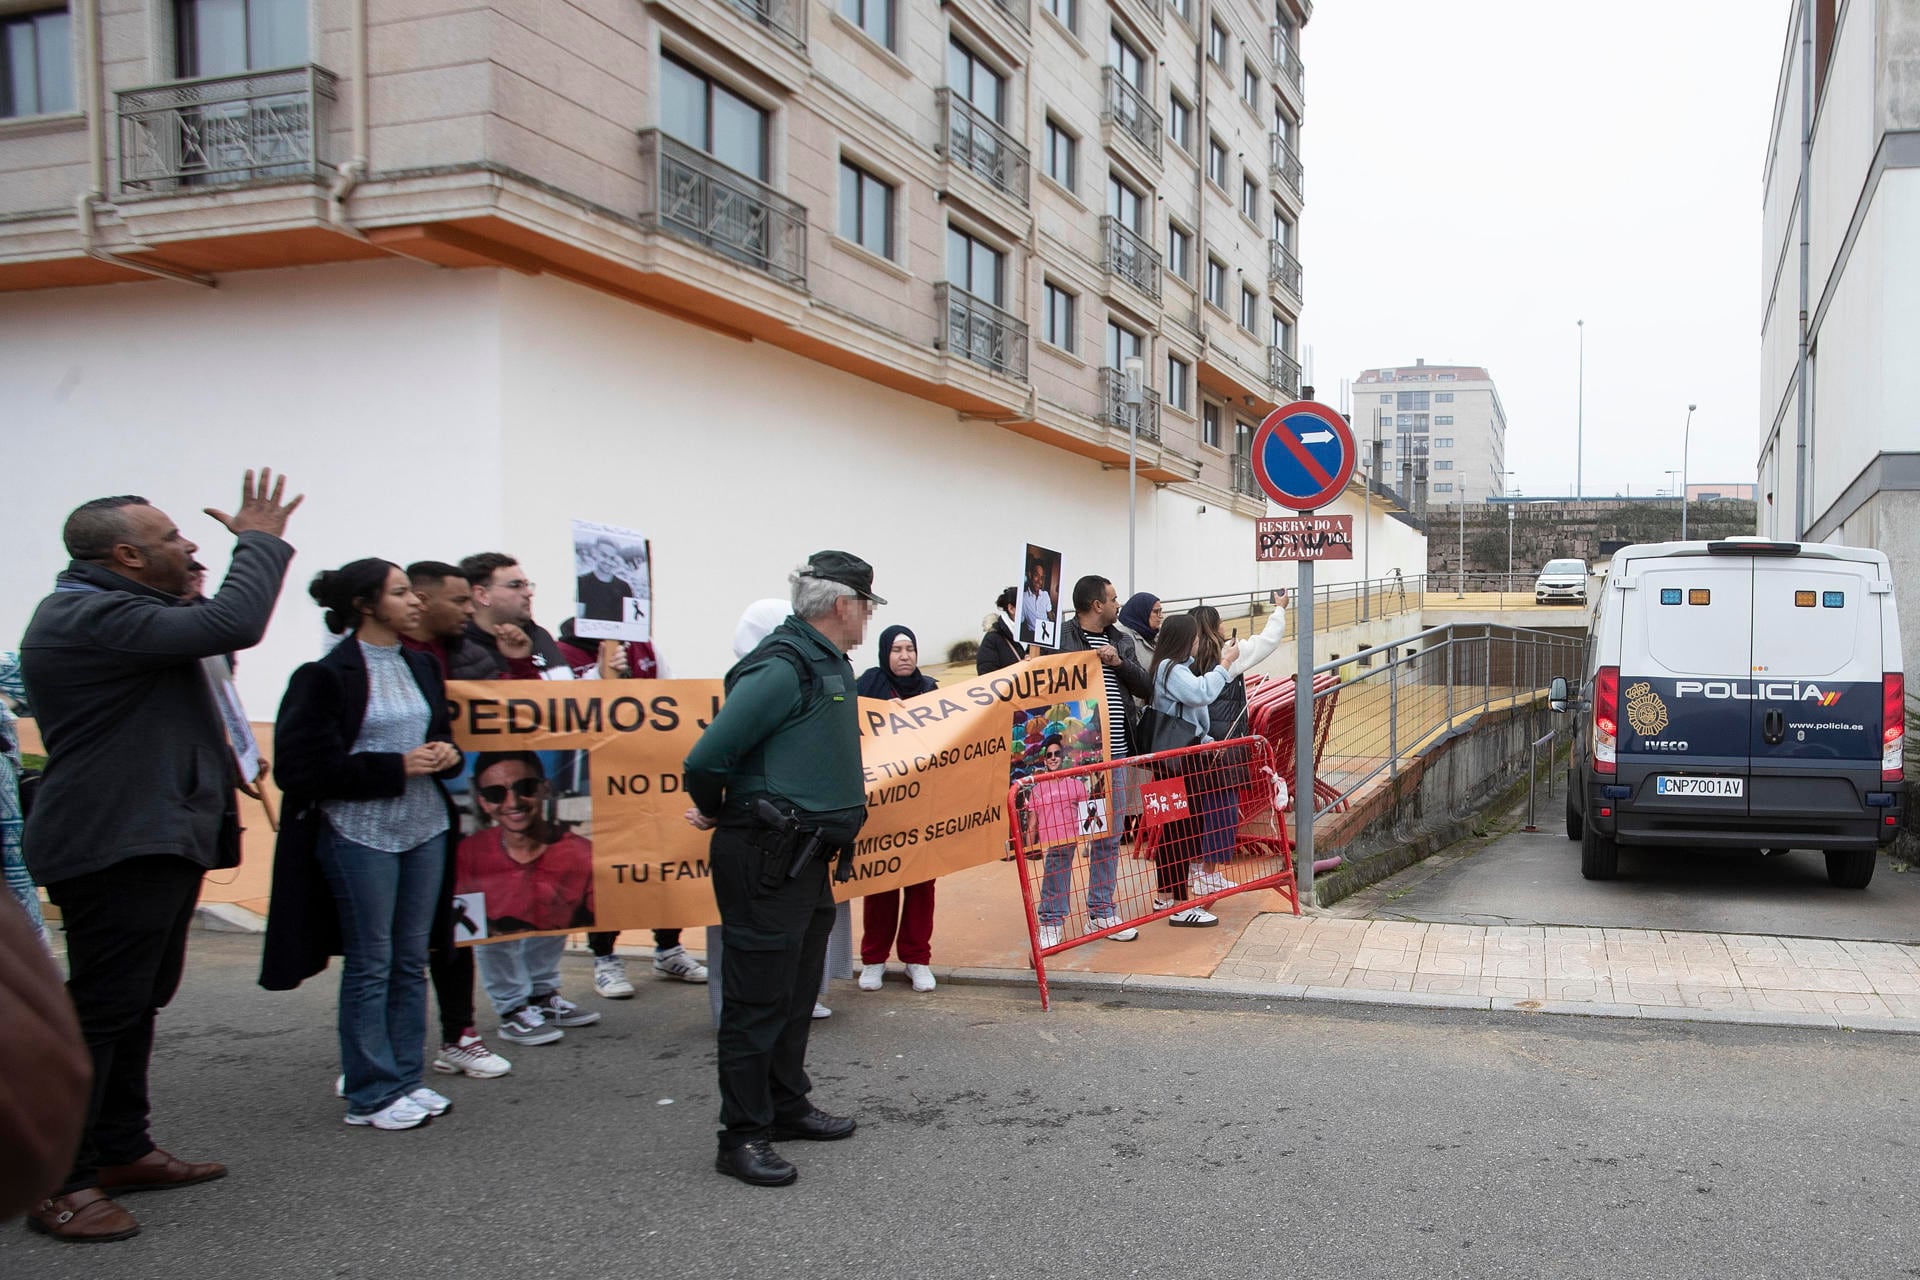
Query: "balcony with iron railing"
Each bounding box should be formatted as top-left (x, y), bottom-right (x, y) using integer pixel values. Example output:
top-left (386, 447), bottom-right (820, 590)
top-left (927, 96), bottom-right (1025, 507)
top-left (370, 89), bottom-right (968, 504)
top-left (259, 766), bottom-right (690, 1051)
top-left (1102, 67), bottom-right (1162, 161)
top-left (1269, 130), bottom-right (1304, 201)
top-left (637, 129), bottom-right (808, 290)
top-left (939, 89), bottom-right (1030, 201)
top-left (1269, 346), bottom-right (1301, 398)
top-left (1269, 26), bottom-right (1304, 92)
top-left (1268, 238), bottom-right (1302, 301)
top-left (722, 0), bottom-right (807, 49)
top-left (1231, 452), bottom-right (1262, 499)
top-left (117, 65), bottom-right (337, 192)
top-left (939, 283), bottom-right (1028, 380)
top-left (1100, 367), bottom-right (1162, 443)
top-left (1101, 216), bottom-right (1162, 301)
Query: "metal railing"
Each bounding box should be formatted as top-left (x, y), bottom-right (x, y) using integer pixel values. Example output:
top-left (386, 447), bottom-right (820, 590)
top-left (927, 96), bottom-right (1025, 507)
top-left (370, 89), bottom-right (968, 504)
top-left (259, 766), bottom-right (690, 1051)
top-left (939, 89), bottom-right (1030, 200)
top-left (1102, 67), bottom-right (1162, 160)
top-left (1099, 366), bottom-right (1161, 443)
top-left (1269, 346), bottom-right (1301, 398)
top-left (1230, 453), bottom-right (1262, 499)
top-left (1269, 238), bottom-right (1302, 299)
top-left (1269, 130), bottom-right (1304, 201)
top-left (118, 65), bottom-right (336, 192)
top-left (723, 0), bottom-right (807, 48)
top-left (637, 129), bottom-right (808, 289)
top-left (939, 283), bottom-right (1028, 380)
top-left (1101, 215), bottom-right (1162, 300)
top-left (1269, 25), bottom-right (1304, 92)
top-left (1305, 623), bottom-right (1586, 821)
top-left (1159, 572), bottom-right (1431, 637)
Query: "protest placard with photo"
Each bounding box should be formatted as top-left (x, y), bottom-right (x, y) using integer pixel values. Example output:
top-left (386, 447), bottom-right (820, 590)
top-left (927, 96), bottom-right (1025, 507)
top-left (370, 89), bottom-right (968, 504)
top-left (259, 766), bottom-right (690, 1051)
top-left (449, 749), bottom-right (595, 943)
top-left (1016, 542), bottom-right (1064, 648)
top-left (571, 518), bottom-right (651, 643)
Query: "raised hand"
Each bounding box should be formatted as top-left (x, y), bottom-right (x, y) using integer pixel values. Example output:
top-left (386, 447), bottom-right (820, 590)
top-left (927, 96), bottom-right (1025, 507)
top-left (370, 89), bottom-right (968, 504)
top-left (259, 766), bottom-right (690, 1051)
top-left (495, 624), bottom-right (533, 660)
top-left (205, 468), bottom-right (304, 539)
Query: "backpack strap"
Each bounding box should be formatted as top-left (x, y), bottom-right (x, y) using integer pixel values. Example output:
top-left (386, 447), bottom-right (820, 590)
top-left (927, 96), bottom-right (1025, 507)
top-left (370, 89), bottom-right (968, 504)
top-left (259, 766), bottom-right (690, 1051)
top-left (724, 633), bottom-right (820, 707)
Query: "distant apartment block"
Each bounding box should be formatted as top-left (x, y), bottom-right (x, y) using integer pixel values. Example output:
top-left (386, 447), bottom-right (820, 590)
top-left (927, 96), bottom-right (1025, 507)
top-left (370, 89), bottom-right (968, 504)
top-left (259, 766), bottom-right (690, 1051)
top-left (1354, 359), bottom-right (1508, 507)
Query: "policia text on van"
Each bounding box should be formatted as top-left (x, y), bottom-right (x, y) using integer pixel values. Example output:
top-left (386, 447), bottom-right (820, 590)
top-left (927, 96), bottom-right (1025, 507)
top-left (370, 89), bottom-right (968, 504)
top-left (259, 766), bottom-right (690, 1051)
top-left (1552, 538), bottom-right (1905, 889)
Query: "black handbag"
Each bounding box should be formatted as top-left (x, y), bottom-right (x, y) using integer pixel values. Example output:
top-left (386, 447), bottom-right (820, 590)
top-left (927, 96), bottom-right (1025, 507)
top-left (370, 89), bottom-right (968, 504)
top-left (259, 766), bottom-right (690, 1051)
top-left (1135, 665), bottom-right (1203, 773)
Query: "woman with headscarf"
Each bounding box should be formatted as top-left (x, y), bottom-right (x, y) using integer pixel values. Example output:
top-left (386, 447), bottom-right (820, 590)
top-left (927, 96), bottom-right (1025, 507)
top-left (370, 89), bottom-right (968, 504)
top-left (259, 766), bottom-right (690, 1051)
top-left (976, 587), bottom-right (1023, 674)
top-left (854, 626), bottom-right (940, 993)
top-left (1115, 592), bottom-right (1162, 654)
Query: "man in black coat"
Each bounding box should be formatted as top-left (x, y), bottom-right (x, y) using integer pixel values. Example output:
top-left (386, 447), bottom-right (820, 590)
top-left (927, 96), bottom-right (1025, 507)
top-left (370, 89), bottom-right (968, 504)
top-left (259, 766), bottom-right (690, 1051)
top-left (18, 471), bottom-right (302, 1243)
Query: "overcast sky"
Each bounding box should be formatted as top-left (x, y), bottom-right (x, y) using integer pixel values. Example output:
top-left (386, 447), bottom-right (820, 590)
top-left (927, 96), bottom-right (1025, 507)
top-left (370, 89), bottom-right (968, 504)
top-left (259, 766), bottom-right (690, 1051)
top-left (1300, 0), bottom-right (1792, 499)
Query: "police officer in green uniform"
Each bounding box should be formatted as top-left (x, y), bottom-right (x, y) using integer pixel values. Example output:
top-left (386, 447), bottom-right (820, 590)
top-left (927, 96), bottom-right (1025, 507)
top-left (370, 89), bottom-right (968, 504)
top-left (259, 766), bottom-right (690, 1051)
top-left (683, 551), bottom-right (881, 1186)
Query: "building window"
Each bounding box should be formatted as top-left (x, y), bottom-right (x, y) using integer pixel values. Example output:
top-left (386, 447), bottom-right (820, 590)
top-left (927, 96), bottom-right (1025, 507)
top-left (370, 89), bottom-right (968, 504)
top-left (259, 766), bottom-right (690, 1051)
top-left (948, 38), bottom-right (1006, 122)
top-left (1203, 402), bottom-right (1221, 448)
top-left (1042, 280), bottom-right (1076, 351)
top-left (838, 159), bottom-right (895, 259)
top-left (1240, 285), bottom-right (1258, 332)
top-left (176, 0), bottom-right (307, 78)
top-left (1205, 255), bottom-right (1227, 309)
top-left (1271, 313), bottom-right (1292, 351)
top-left (1434, 460), bottom-right (1454, 471)
top-left (1169, 0), bottom-right (1191, 23)
top-left (1380, 394), bottom-right (1393, 404)
top-left (1207, 136), bottom-right (1228, 187)
top-left (1434, 415), bottom-right (1454, 426)
top-left (1105, 319), bottom-right (1144, 372)
top-left (1043, 117), bottom-right (1077, 191)
top-left (1272, 207), bottom-right (1293, 246)
top-left (947, 225), bottom-right (1005, 305)
top-left (1437, 373), bottom-right (1457, 381)
top-left (1434, 437), bottom-right (1454, 448)
top-left (1107, 173), bottom-right (1145, 233)
top-left (1109, 29), bottom-right (1146, 90)
top-left (1, 7), bottom-right (73, 117)
top-left (1241, 60), bottom-right (1259, 108)
top-left (839, 0), bottom-right (893, 48)
top-left (1208, 19), bottom-right (1228, 66)
top-left (1167, 355), bottom-right (1191, 411)
top-left (1396, 390), bottom-right (1431, 411)
top-left (1042, 0), bottom-right (1075, 31)
top-left (1434, 482), bottom-right (1454, 494)
top-left (1235, 419), bottom-right (1254, 456)
top-left (1435, 392), bottom-right (1454, 403)
top-left (1240, 173), bottom-right (1259, 219)
top-left (1166, 221), bottom-right (1191, 280)
top-left (663, 55), bottom-right (769, 181)
top-left (1167, 92), bottom-right (1192, 152)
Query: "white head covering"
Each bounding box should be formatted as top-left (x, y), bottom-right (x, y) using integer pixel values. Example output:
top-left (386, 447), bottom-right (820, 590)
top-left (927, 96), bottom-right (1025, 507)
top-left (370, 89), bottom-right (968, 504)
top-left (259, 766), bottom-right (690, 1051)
top-left (733, 598), bottom-right (790, 660)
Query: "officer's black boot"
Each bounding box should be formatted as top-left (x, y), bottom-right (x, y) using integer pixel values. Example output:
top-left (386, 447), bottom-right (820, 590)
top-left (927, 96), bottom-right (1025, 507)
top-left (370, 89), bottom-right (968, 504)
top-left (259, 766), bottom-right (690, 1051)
top-left (716, 1139), bottom-right (798, 1187)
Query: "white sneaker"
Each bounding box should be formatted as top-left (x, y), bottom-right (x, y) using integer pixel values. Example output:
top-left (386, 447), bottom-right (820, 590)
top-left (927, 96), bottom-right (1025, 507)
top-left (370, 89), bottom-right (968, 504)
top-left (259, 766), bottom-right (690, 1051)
top-left (335, 1074), bottom-right (345, 1098)
top-left (434, 1032), bottom-right (512, 1078)
top-left (1152, 898), bottom-right (1175, 913)
top-left (812, 1001), bottom-right (832, 1019)
top-left (345, 1095), bottom-right (432, 1130)
top-left (905, 964), bottom-right (936, 993)
top-left (1168, 906), bottom-right (1219, 928)
top-left (858, 963), bottom-right (885, 991)
top-left (408, 1086), bottom-right (452, 1116)
top-left (653, 945), bottom-right (709, 984)
top-left (1036, 923), bottom-right (1063, 949)
top-left (1086, 916), bottom-right (1139, 942)
top-left (593, 956), bottom-right (635, 999)
top-left (1202, 868), bottom-right (1239, 892)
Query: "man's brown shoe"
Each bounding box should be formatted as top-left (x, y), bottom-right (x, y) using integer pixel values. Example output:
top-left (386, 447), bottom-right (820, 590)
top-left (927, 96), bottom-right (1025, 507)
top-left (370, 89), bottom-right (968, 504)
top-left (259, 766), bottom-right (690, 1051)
top-left (97, 1149), bottom-right (227, 1194)
top-left (25, 1189), bottom-right (140, 1243)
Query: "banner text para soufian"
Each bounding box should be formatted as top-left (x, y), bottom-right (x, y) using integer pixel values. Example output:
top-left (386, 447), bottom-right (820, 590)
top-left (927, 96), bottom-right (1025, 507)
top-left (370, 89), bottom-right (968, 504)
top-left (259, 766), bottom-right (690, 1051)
top-left (861, 664), bottom-right (1090, 737)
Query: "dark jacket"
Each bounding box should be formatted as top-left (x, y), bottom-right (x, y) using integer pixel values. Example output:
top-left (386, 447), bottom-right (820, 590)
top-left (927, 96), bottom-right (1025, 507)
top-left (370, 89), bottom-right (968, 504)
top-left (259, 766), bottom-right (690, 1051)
top-left (459, 619), bottom-right (568, 680)
top-left (18, 532), bottom-right (295, 883)
top-left (259, 637), bottom-right (461, 991)
top-left (1055, 615), bottom-right (1155, 754)
top-left (976, 615), bottom-right (1023, 675)
top-left (402, 631), bottom-right (493, 682)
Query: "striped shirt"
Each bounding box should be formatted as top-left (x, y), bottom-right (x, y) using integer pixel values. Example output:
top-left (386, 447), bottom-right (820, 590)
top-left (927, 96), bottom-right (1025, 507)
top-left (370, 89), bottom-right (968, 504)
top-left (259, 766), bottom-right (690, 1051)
top-left (1082, 630), bottom-right (1132, 757)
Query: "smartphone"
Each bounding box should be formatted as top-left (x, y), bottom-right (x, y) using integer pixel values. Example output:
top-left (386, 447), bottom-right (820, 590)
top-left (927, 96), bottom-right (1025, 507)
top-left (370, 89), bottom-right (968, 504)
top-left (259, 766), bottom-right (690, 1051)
top-left (1232, 627), bottom-right (1239, 639)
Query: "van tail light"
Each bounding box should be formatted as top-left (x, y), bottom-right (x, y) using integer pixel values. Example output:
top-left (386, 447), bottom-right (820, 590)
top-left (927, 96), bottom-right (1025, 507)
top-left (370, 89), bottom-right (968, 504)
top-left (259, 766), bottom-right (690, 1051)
top-left (1594, 666), bottom-right (1619, 775)
top-left (1886, 673), bottom-right (1907, 783)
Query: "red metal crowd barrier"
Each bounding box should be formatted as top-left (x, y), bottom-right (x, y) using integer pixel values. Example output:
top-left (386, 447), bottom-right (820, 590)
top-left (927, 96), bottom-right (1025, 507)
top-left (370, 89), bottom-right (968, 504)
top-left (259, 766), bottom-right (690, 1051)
top-left (1006, 735), bottom-right (1298, 1010)
top-left (1245, 671), bottom-right (1348, 813)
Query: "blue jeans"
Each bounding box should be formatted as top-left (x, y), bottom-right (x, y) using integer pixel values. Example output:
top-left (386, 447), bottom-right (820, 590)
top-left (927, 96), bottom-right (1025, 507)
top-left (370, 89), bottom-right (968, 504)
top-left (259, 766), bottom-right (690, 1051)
top-left (1038, 767), bottom-right (1137, 923)
top-left (476, 935), bottom-right (567, 1017)
top-left (316, 824), bottom-right (445, 1116)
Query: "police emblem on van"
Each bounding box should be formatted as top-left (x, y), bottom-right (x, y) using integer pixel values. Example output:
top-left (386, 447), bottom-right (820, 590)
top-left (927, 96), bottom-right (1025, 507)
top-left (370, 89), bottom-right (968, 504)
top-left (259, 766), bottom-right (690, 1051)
top-left (1625, 682), bottom-right (1669, 736)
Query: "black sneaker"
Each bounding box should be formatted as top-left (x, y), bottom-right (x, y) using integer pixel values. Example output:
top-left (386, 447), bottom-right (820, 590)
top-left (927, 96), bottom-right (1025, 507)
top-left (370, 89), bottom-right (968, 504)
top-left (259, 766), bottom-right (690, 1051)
top-left (717, 1140), bottom-right (797, 1186)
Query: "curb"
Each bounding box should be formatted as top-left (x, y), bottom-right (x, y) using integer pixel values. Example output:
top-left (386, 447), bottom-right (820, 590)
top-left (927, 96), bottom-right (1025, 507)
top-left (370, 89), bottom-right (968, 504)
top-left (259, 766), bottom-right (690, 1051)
top-left (195, 902), bottom-right (267, 933)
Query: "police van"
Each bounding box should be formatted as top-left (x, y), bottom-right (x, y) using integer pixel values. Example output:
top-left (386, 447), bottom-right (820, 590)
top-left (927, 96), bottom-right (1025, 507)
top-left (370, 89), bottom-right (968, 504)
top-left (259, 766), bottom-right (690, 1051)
top-left (1551, 538), bottom-right (1905, 887)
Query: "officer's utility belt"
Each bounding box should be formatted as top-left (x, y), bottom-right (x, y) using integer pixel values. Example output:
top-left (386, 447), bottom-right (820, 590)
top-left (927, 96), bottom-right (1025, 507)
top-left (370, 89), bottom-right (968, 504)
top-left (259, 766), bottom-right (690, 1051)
top-left (729, 796), bottom-right (868, 888)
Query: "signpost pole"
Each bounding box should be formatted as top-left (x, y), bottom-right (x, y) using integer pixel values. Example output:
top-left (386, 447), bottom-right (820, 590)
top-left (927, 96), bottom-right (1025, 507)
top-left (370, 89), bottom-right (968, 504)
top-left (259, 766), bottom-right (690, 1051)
top-left (1295, 544), bottom-right (1315, 907)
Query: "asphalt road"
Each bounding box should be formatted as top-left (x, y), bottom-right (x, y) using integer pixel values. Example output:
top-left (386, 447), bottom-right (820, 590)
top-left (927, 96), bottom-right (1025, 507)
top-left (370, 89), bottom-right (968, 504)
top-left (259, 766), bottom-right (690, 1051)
top-left (1367, 810), bottom-right (1920, 942)
top-left (7, 934), bottom-right (1920, 1279)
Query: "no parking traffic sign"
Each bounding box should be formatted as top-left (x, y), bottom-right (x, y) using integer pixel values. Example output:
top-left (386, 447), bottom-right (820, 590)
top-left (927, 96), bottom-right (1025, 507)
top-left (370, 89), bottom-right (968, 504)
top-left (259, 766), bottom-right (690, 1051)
top-left (1250, 400), bottom-right (1357, 511)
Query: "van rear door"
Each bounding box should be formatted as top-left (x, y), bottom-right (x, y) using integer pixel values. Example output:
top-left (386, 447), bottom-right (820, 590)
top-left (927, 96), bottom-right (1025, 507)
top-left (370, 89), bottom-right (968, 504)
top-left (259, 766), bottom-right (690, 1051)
top-left (1747, 559), bottom-right (1883, 823)
top-left (1616, 558), bottom-right (1752, 818)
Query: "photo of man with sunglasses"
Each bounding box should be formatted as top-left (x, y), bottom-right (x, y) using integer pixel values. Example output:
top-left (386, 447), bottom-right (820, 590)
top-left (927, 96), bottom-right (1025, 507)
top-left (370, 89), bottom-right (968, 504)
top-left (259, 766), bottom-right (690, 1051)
top-left (454, 751), bottom-right (600, 1047)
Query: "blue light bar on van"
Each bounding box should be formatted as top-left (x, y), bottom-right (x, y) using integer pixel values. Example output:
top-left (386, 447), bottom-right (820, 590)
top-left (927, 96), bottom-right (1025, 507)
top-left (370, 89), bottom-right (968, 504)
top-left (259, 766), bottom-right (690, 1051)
top-left (1660, 589), bottom-right (1682, 605)
top-left (1823, 592), bottom-right (1845, 608)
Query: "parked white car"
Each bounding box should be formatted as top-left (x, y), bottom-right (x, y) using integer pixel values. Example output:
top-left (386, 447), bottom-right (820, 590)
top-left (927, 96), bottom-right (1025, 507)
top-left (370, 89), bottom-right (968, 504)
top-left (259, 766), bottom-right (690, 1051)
top-left (1534, 558), bottom-right (1589, 605)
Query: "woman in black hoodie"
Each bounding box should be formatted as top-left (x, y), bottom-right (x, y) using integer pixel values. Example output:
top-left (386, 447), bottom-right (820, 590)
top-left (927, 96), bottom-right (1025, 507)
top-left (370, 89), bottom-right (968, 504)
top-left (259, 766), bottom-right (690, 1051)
top-left (976, 587), bottom-right (1023, 674)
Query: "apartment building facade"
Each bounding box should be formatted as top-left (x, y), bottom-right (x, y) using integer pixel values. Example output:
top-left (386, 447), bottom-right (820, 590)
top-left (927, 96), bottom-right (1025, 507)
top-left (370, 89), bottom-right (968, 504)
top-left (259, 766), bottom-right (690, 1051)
top-left (0, 0), bottom-right (1400, 703)
top-left (1352, 360), bottom-right (1508, 510)
top-left (1758, 0), bottom-right (1918, 681)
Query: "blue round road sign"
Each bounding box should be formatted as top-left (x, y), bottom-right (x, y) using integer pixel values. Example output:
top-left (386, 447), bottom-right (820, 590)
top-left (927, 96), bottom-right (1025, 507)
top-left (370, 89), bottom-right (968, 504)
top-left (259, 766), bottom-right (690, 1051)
top-left (1250, 400), bottom-right (1357, 511)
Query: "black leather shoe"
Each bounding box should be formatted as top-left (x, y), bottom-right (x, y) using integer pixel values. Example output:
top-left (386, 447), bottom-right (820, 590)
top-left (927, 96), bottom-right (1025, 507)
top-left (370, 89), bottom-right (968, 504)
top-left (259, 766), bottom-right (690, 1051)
top-left (716, 1140), bottom-right (797, 1186)
top-left (770, 1107), bottom-right (857, 1142)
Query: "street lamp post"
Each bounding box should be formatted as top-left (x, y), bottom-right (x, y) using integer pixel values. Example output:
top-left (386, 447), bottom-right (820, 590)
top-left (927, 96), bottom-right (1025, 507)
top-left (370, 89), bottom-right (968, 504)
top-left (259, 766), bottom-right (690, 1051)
top-left (1664, 469), bottom-right (1682, 499)
top-left (1681, 403), bottom-right (1697, 541)
top-left (1576, 319), bottom-right (1585, 500)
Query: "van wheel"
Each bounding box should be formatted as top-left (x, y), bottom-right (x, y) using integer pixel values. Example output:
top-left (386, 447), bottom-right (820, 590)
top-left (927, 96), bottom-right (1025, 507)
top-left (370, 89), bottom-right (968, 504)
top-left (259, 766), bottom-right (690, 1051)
top-left (1565, 791), bottom-right (1583, 841)
top-left (1825, 850), bottom-right (1876, 889)
top-left (1581, 824), bottom-right (1618, 880)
